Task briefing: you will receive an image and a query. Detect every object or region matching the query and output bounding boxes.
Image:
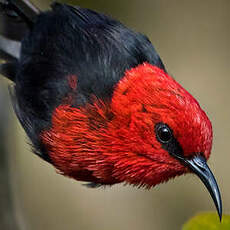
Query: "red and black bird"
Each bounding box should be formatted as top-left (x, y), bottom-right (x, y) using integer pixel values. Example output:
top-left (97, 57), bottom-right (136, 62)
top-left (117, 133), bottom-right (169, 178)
top-left (0, 0), bottom-right (222, 219)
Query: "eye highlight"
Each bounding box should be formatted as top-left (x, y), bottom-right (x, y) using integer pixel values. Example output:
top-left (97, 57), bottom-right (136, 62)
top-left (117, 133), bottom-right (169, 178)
top-left (154, 122), bottom-right (184, 159)
top-left (155, 123), bottom-right (172, 143)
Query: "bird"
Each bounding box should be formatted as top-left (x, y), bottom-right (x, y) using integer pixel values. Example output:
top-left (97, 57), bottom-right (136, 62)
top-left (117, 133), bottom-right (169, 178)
top-left (0, 0), bottom-right (222, 220)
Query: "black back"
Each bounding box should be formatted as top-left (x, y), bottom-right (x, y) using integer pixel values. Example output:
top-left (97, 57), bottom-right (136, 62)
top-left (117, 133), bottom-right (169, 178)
top-left (12, 3), bottom-right (166, 161)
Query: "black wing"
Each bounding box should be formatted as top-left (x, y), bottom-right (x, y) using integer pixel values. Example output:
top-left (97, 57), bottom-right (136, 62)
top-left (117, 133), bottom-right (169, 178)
top-left (9, 2), bottom-right (166, 160)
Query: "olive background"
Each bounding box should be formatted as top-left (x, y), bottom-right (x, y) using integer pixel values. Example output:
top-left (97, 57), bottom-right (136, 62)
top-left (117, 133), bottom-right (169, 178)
top-left (0, 0), bottom-right (229, 230)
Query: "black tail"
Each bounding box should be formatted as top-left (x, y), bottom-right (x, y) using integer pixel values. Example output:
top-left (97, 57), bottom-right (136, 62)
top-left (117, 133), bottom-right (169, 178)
top-left (0, 0), bottom-right (40, 81)
top-left (0, 0), bottom-right (40, 28)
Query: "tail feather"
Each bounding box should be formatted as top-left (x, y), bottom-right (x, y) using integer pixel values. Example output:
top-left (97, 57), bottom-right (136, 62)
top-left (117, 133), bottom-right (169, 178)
top-left (0, 0), bottom-right (40, 81)
top-left (0, 0), bottom-right (40, 27)
top-left (0, 62), bottom-right (17, 81)
top-left (0, 35), bottom-right (20, 81)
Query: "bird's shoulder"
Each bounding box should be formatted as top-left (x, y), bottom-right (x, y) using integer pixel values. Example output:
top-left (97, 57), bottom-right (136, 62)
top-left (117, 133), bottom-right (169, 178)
top-left (19, 3), bottom-right (165, 101)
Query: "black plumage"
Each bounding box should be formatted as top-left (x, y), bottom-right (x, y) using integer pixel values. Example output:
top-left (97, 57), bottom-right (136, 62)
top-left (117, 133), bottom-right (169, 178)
top-left (1, 2), bottom-right (165, 161)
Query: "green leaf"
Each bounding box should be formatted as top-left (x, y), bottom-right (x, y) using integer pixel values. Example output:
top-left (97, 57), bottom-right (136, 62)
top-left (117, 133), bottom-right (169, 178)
top-left (182, 212), bottom-right (230, 230)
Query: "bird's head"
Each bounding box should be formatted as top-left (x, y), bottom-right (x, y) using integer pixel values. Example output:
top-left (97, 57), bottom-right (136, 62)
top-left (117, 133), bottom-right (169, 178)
top-left (112, 63), bottom-right (212, 160)
top-left (42, 63), bottom-right (221, 219)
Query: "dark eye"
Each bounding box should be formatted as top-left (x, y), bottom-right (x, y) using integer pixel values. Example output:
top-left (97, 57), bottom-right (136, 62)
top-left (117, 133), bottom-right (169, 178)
top-left (156, 124), bottom-right (172, 143)
top-left (155, 123), bottom-right (183, 158)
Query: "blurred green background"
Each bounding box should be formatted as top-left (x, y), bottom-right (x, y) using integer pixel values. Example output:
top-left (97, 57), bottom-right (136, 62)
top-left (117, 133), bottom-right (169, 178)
top-left (0, 0), bottom-right (229, 230)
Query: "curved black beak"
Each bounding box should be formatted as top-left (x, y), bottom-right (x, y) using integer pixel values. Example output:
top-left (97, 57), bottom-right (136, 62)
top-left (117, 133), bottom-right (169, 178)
top-left (184, 155), bottom-right (222, 221)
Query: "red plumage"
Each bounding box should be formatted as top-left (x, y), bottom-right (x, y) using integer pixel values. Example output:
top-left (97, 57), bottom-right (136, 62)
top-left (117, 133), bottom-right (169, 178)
top-left (41, 63), bottom-right (212, 187)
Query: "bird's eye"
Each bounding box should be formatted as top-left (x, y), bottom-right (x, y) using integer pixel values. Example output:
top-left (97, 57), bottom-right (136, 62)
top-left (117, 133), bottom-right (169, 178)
top-left (155, 123), bottom-right (183, 158)
top-left (156, 124), bottom-right (172, 143)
